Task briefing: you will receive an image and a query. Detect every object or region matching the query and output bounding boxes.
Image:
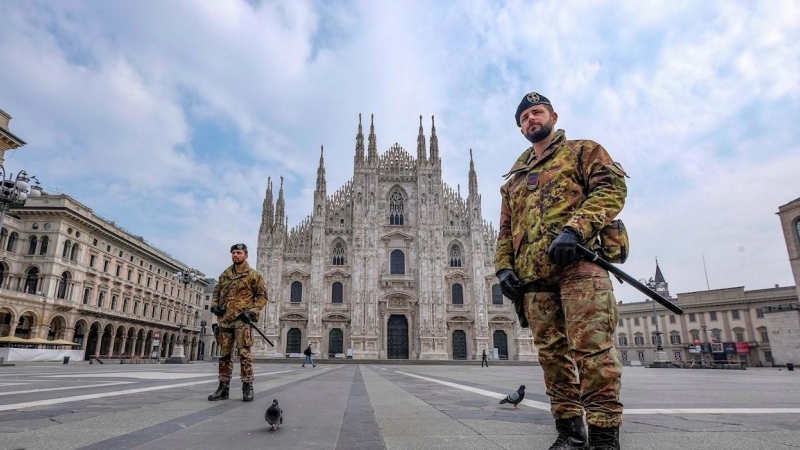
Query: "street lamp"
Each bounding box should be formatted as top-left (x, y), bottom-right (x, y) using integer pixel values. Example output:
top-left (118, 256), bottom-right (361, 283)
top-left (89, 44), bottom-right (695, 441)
top-left (165, 268), bottom-right (197, 364)
top-left (640, 277), bottom-right (668, 367)
top-left (0, 166), bottom-right (44, 226)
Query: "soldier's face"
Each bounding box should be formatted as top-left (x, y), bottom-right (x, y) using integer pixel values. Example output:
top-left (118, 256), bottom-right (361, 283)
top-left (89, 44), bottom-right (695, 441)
top-left (231, 249), bottom-right (247, 264)
top-left (520, 105), bottom-right (557, 143)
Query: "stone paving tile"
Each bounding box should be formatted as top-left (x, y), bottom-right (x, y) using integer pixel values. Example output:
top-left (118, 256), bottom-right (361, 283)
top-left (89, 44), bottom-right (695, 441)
top-left (382, 435), bottom-right (506, 450)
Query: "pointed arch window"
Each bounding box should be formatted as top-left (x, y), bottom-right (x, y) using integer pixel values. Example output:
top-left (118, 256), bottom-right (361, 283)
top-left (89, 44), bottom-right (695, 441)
top-left (290, 281), bottom-right (303, 303)
top-left (389, 191), bottom-right (404, 225)
top-left (28, 236), bottom-right (38, 255)
top-left (491, 284), bottom-right (503, 305)
top-left (331, 282), bottom-right (343, 303)
top-left (451, 283), bottom-right (464, 304)
top-left (39, 236), bottom-right (49, 255)
top-left (390, 250), bottom-right (405, 274)
top-left (449, 243), bottom-right (463, 267)
top-left (332, 241), bottom-right (346, 265)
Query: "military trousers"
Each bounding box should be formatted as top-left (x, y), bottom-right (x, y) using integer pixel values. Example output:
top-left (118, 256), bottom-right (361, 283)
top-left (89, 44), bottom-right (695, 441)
top-left (523, 260), bottom-right (623, 428)
top-left (217, 323), bottom-right (254, 383)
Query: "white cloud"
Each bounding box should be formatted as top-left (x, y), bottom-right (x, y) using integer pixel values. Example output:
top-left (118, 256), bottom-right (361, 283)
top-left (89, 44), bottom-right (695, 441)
top-left (1, 0), bottom-right (797, 297)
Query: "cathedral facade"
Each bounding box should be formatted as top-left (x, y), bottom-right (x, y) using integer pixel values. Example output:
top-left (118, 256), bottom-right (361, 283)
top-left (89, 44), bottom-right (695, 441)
top-left (254, 115), bottom-right (536, 360)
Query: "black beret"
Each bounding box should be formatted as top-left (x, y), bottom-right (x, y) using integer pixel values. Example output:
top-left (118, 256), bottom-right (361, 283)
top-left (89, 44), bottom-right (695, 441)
top-left (230, 243), bottom-right (248, 252)
top-left (515, 92), bottom-right (552, 127)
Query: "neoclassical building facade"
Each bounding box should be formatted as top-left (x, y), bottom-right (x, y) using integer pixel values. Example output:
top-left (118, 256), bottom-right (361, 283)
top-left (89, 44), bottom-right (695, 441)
top-left (254, 116), bottom-right (533, 360)
top-left (0, 195), bottom-right (208, 361)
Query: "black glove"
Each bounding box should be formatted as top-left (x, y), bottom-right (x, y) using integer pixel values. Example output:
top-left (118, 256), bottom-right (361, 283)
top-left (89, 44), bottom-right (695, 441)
top-left (210, 304), bottom-right (226, 317)
top-left (239, 310), bottom-right (256, 324)
top-left (547, 228), bottom-right (581, 266)
top-left (496, 269), bottom-right (523, 303)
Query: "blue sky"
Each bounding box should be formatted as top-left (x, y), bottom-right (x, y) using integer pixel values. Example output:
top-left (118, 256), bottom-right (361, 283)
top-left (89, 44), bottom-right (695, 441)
top-left (1, 0), bottom-right (799, 302)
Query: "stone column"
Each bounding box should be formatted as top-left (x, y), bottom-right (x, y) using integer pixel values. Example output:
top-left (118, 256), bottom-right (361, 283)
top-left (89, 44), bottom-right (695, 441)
top-left (107, 335), bottom-right (115, 357)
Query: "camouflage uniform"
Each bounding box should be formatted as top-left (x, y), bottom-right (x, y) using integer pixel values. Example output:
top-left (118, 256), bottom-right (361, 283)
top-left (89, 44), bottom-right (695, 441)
top-left (212, 262), bottom-right (268, 383)
top-left (495, 129), bottom-right (627, 428)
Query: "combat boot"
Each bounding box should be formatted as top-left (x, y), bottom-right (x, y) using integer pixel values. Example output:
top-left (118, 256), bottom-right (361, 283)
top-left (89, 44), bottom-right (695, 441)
top-left (588, 424), bottom-right (620, 450)
top-left (548, 416), bottom-right (588, 449)
top-left (242, 382), bottom-right (254, 402)
top-left (207, 381), bottom-right (230, 401)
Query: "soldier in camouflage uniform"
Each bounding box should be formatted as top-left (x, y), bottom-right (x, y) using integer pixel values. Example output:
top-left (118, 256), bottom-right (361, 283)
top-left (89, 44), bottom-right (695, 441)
top-left (208, 243), bottom-right (268, 402)
top-left (495, 93), bottom-right (627, 450)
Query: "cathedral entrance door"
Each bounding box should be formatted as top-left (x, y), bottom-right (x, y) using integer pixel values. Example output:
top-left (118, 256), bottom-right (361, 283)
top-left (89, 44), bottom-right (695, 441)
top-left (329, 328), bottom-right (343, 357)
top-left (493, 330), bottom-right (508, 360)
top-left (286, 328), bottom-right (301, 355)
top-left (387, 315), bottom-right (409, 359)
top-left (452, 330), bottom-right (467, 360)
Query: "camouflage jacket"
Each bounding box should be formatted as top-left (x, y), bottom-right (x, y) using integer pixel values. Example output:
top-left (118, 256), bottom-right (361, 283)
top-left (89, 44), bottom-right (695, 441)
top-left (495, 129), bottom-right (627, 283)
top-left (212, 262), bottom-right (268, 328)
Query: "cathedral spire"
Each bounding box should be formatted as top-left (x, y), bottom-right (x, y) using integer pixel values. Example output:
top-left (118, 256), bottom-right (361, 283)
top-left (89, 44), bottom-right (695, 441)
top-left (316, 145), bottom-right (326, 194)
top-left (429, 115), bottom-right (439, 163)
top-left (275, 176), bottom-right (285, 231)
top-left (261, 176), bottom-right (274, 231)
top-left (367, 114), bottom-right (378, 163)
top-left (416, 115), bottom-right (427, 164)
top-left (468, 148), bottom-right (479, 198)
top-left (354, 113), bottom-right (365, 166)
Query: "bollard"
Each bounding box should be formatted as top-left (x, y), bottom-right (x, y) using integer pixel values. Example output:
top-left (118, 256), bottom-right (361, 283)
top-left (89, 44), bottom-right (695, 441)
top-left (788, 363), bottom-right (794, 372)
top-left (63, 356), bottom-right (70, 364)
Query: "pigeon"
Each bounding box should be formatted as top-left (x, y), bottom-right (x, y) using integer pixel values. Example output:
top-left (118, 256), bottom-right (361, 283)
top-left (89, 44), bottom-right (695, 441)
top-left (499, 385), bottom-right (526, 409)
top-left (265, 399), bottom-right (283, 430)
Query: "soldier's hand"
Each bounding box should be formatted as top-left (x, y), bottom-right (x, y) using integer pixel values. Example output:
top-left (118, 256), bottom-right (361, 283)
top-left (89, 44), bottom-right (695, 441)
top-left (239, 310), bottom-right (256, 324)
top-left (547, 228), bottom-right (581, 266)
top-left (496, 269), bottom-right (524, 303)
top-left (211, 304), bottom-right (226, 317)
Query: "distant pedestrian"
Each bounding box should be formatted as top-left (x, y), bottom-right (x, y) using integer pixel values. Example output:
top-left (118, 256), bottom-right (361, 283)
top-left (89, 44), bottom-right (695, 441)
top-left (482, 349), bottom-right (489, 367)
top-left (303, 344), bottom-right (316, 368)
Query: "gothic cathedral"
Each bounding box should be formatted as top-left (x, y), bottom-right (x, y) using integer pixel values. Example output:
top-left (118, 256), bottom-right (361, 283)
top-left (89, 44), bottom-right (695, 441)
top-left (254, 115), bottom-right (536, 361)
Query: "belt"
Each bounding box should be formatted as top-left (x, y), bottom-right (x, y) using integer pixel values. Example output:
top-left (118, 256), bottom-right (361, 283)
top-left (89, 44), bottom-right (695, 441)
top-left (523, 282), bottom-right (559, 294)
top-left (218, 326), bottom-right (235, 334)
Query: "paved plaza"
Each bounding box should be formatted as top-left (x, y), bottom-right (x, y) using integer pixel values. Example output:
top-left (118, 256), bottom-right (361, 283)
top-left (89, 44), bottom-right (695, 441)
top-left (0, 362), bottom-right (799, 449)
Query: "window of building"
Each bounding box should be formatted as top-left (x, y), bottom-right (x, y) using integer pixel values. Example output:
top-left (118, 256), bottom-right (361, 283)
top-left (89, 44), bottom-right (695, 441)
top-left (143, 304), bottom-right (149, 316)
top-left (651, 316), bottom-right (657, 325)
top-left (24, 267), bottom-right (39, 294)
top-left (651, 334), bottom-right (661, 345)
top-left (106, 245), bottom-right (111, 252)
top-left (89, 255), bottom-right (96, 268)
top-left (735, 331), bottom-right (745, 342)
top-left (618, 334), bottom-right (628, 346)
top-left (711, 331), bottom-right (721, 343)
top-left (689, 313), bottom-right (696, 322)
top-left (389, 191), bottom-right (405, 225)
top-left (147, 277), bottom-right (151, 287)
top-left (634, 318), bottom-right (640, 326)
top-left (204, 304), bottom-right (208, 310)
top-left (62, 240), bottom-right (71, 258)
top-left (39, 236), bottom-right (49, 255)
top-left (97, 292), bottom-right (105, 308)
top-left (669, 315), bottom-right (676, 324)
top-left (127, 269), bottom-right (132, 280)
top-left (638, 351), bottom-right (645, 361)
top-left (634, 335), bottom-right (644, 346)
top-left (103, 260), bottom-right (109, 272)
top-left (331, 282), bottom-right (343, 303)
top-left (155, 280), bottom-right (159, 290)
top-left (93, 238), bottom-right (98, 246)
top-left (390, 249), bottom-right (405, 274)
top-left (796, 219), bottom-right (800, 245)
top-left (757, 308), bottom-right (764, 318)
top-left (122, 298), bottom-right (128, 312)
top-left (27, 236), bottom-right (38, 255)
top-left (491, 284), bottom-right (503, 305)
top-left (670, 334), bottom-right (681, 344)
top-left (134, 301), bottom-right (140, 315)
top-left (83, 288), bottom-right (91, 305)
top-left (70, 243), bottom-right (79, 261)
top-left (57, 271), bottom-right (70, 299)
top-left (765, 350), bottom-right (773, 362)
top-left (451, 283), bottom-right (464, 304)
top-left (621, 352), bottom-right (628, 361)
top-left (290, 281), bottom-right (303, 303)
top-left (116, 265), bottom-right (121, 277)
top-left (332, 241), bottom-right (346, 265)
top-left (691, 332), bottom-right (699, 342)
top-left (449, 244), bottom-right (462, 268)
top-left (111, 295), bottom-right (118, 311)
top-left (709, 311), bottom-right (718, 321)
top-left (759, 328), bottom-right (769, 343)
top-left (618, 318), bottom-right (623, 327)
top-left (731, 309), bottom-right (740, 320)
top-left (137, 274), bottom-right (142, 284)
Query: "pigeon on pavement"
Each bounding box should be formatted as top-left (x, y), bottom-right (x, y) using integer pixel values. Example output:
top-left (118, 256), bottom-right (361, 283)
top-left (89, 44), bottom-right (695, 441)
top-left (499, 385), bottom-right (526, 409)
top-left (265, 399), bottom-right (283, 430)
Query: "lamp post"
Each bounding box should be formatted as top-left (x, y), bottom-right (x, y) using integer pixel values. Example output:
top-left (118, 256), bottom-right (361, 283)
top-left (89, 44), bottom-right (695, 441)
top-left (0, 166), bottom-right (44, 227)
top-left (640, 276), bottom-right (669, 367)
top-left (165, 268), bottom-right (197, 364)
